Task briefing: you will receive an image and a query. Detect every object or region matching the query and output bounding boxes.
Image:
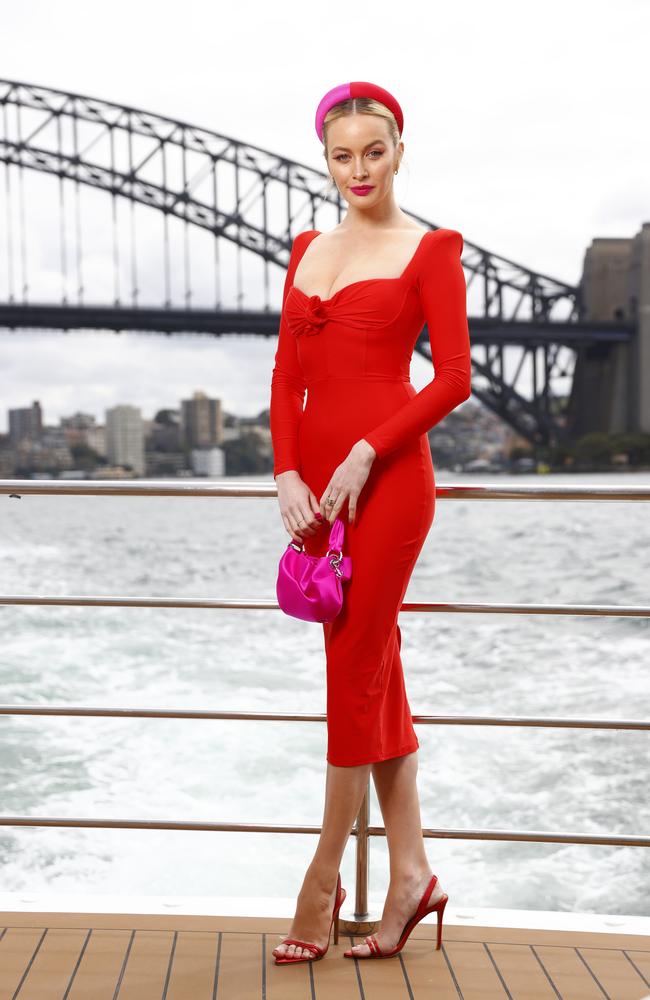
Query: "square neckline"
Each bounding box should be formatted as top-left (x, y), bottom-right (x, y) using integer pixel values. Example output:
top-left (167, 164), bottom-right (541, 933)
top-left (291, 228), bottom-right (434, 304)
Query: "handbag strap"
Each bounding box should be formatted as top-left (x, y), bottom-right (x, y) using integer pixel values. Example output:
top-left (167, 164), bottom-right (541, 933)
top-left (328, 516), bottom-right (345, 550)
top-left (289, 516), bottom-right (345, 554)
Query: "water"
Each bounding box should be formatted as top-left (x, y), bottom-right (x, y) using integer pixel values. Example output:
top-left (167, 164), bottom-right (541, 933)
top-left (1, 470), bottom-right (649, 916)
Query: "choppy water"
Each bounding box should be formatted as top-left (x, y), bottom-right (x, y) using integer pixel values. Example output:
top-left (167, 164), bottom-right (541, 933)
top-left (1, 470), bottom-right (649, 916)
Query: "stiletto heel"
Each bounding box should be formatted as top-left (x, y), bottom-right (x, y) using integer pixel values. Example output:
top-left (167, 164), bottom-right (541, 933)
top-left (274, 872), bottom-right (347, 965)
top-left (343, 874), bottom-right (448, 960)
top-left (435, 893), bottom-right (448, 950)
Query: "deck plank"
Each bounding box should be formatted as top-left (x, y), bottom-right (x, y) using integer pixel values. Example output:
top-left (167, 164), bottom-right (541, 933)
top-left (105, 928), bottom-right (174, 1000)
top-left (399, 939), bottom-right (467, 998)
top-left (443, 940), bottom-right (512, 998)
top-left (533, 945), bottom-right (612, 1000)
top-left (66, 929), bottom-right (135, 1000)
top-left (0, 927), bottom-right (48, 1000)
top-left (625, 950), bottom-right (650, 989)
top-left (482, 942), bottom-right (562, 999)
top-left (165, 931), bottom-right (220, 1000)
top-left (0, 927), bottom-right (90, 1000)
top-left (304, 934), bottom-right (364, 999)
top-left (217, 932), bottom-right (264, 1000)
top-left (577, 946), bottom-right (650, 1000)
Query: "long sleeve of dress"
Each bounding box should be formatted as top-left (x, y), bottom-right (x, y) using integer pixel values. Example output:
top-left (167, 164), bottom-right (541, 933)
top-left (362, 229), bottom-right (472, 459)
top-left (270, 234), bottom-right (308, 477)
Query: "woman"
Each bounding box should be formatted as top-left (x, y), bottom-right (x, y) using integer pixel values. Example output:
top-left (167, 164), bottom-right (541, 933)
top-left (269, 81), bottom-right (472, 964)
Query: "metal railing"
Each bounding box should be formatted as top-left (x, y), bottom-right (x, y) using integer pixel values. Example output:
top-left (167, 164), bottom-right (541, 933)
top-left (1, 477), bottom-right (649, 924)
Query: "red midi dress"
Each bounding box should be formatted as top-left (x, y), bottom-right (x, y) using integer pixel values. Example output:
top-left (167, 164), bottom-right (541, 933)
top-left (270, 227), bottom-right (472, 767)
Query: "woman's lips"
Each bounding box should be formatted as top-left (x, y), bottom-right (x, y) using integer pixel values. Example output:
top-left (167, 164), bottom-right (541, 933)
top-left (350, 186), bottom-right (374, 195)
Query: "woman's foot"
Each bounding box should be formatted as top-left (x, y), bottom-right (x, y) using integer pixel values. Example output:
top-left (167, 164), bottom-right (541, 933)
top-left (272, 865), bottom-right (341, 961)
top-left (346, 866), bottom-right (444, 958)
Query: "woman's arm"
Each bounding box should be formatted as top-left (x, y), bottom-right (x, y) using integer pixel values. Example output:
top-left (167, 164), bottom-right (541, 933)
top-left (270, 234), bottom-right (308, 478)
top-left (362, 229), bottom-right (472, 459)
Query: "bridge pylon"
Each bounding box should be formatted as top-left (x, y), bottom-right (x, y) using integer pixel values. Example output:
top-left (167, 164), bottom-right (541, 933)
top-left (568, 221), bottom-right (650, 437)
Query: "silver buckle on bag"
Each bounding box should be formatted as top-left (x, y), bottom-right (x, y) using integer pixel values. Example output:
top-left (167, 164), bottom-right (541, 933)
top-left (327, 548), bottom-right (343, 578)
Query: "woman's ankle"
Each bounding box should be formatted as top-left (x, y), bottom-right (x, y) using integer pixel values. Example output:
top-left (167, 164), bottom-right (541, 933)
top-left (388, 861), bottom-right (433, 884)
top-left (305, 859), bottom-right (340, 890)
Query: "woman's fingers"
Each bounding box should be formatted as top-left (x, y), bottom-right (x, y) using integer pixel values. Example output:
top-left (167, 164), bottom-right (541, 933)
top-left (297, 504), bottom-right (322, 535)
top-left (284, 505), bottom-right (322, 541)
top-left (320, 487), bottom-right (338, 521)
top-left (323, 488), bottom-right (347, 523)
top-left (277, 478), bottom-right (325, 542)
top-left (311, 495), bottom-right (325, 528)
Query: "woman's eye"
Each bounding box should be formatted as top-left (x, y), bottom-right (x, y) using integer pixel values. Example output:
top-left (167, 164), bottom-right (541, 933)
top-left (334, 150), bottom-right (383, 161)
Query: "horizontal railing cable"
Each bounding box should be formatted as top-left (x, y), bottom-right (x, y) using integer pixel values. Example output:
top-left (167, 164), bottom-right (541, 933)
top-left (2, 478), bottom-right (650, 501)
top-left (0, 705), bottom-right (649, 730)
top-left (0, 815), bottom-right (646, 848)
top-left (0, 595), bottom-right (649, 616)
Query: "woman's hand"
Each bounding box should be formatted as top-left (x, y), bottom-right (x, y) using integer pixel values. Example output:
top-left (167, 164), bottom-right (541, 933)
top-left (320, 439), bottom-right (376, 525)
top-left (275, 470), bottom-right (324, 543)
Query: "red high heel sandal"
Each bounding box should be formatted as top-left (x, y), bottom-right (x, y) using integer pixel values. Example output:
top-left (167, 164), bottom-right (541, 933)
top-left (343, 873), bottom-right (448, 959)
top-left (274, 871), bottom-right (347, 965)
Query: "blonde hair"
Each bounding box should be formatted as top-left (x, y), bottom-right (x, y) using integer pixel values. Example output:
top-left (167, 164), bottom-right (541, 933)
top-left (321, 97), bottom-right (401, 162)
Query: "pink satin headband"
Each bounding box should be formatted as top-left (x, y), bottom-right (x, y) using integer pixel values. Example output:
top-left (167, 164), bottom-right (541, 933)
top-left (315, 81), bottom-right (404, 143)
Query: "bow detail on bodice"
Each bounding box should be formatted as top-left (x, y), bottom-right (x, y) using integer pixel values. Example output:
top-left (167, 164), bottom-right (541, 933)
top-left (292, 293), bottom-right (329, 337)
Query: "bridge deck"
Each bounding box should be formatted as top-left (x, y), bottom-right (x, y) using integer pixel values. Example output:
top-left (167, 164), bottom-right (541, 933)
top-left (1, 909), bottom-right (649, 999)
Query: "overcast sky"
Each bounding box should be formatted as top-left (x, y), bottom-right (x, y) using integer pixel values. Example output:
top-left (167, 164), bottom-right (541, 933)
top-left (1, 0), bottom-right (648, 432)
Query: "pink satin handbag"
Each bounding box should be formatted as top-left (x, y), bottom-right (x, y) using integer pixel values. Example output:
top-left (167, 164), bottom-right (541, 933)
top-left (276, 517), bottom-right (352, 623)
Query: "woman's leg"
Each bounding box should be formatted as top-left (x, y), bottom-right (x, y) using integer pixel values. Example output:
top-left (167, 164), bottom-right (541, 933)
top-left (346, 749), bottom-right (446, 957)
top-left (273, 760), bottom-right (371, 960)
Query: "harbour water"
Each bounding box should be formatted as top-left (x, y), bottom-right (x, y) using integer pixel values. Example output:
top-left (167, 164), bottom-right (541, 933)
top-left (1, 470), bottom-right (648, 917)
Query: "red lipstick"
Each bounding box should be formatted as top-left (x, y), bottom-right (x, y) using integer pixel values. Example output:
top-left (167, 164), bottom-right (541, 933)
top-left (350, 185), bottom-right (375, 196)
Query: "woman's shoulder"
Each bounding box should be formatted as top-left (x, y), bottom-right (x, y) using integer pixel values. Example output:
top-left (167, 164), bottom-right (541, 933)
top-left (424, 227), bottom-right (464, 256)
top-left (285, 230), bottom-right (320, 273)
top-left (414, 228), bottom-right (465, 293)
top-left (287, 230), bottom-right (320, 265)
top-left (292, 229), bottom-right (320, 249)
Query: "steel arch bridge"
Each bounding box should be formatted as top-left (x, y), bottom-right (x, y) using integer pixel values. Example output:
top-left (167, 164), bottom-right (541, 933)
top-left (0, 78), bottom-right (633, 447)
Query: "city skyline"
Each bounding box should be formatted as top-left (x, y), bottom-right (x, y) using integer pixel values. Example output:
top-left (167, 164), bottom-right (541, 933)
top-left (3, 389), bottom-right (232, 478)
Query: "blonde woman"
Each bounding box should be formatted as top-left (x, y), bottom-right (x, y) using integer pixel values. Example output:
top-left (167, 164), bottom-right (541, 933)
top-left (270, 81), bottom-right (471, 963)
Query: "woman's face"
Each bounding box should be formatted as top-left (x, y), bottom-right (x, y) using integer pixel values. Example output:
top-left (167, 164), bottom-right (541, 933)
top-left (326, 114), bottom-right (402, 209)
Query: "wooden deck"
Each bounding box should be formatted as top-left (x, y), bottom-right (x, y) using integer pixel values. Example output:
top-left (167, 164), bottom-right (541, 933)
top-left (1, 909), bottom-right (649, 999)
